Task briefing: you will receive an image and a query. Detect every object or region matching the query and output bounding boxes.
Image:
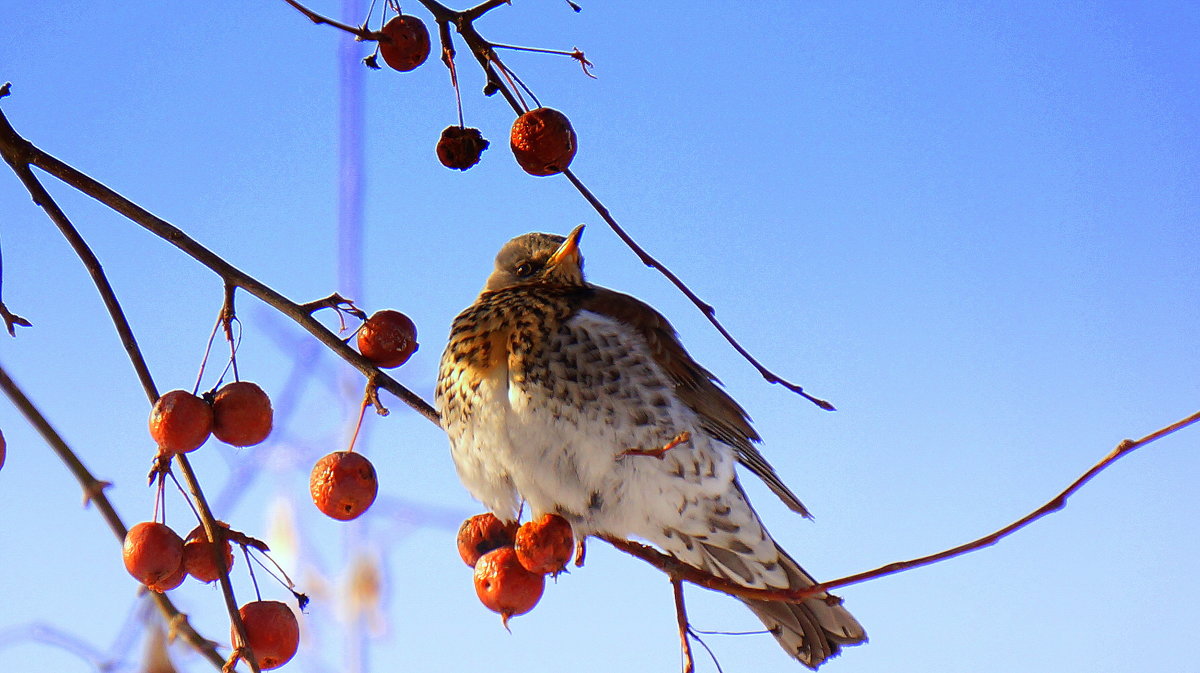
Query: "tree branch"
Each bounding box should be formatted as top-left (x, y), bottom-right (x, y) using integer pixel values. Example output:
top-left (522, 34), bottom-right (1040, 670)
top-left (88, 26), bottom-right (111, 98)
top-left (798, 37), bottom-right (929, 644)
top-left (0, 364), bottom-right (227, 670)
top-left (605, 408), bottom-right (1200, 602)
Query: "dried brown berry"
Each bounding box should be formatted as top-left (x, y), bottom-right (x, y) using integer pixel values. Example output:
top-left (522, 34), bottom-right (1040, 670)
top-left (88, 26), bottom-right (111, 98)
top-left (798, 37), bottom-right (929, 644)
top-left (212, 381), bottom-right (274, 447)
top-left (357, 310), bottom-right (418, 369)
top-left (473, 546), bottom-right (545, 627)
top-left (183, 522), bottom-right (234, 583)
top-left (457, 513), bottom-right (519, 567)
top-left (510, 107), bottom-right (577, 176)
top-left (123, 521), bottom-right (184, 588)
top-left (437, 126), bottom-right (490, 170)
top-left (379, 15), bottom-right (430, 72)
top-left (149, 390), bottom-right (213, 454)
top-left (515, 513), bottom-right (574, 575)
top-left (310, 451), bottom-right (378, 521)
top-left (236, 600), bottom-right (300, 670)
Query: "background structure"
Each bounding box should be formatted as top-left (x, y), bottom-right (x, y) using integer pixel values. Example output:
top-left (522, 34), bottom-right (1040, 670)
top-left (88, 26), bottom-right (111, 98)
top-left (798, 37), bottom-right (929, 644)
top-left (1, 2), bottom-right (1197, 672)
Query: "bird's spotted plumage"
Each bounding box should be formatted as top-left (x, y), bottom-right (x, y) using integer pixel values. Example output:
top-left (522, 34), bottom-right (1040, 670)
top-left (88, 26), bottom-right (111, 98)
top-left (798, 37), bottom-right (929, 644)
top-left (436, 226), bottom-right (866, 668)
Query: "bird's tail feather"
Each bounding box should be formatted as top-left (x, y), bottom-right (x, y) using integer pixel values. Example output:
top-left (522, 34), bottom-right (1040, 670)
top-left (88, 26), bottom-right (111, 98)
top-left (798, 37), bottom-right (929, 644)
top-left (738, 546), bottom-right (866, 669)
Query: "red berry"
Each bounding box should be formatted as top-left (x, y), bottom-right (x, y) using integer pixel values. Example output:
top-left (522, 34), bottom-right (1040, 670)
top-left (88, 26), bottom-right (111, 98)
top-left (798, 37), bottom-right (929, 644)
top-left (510, 107), bottom-right (577, 176)
top-left (473, 546), bottom-right (545, 627)
top-left (437, 126), bottom-right (490, 171)
top-left (457, 513), bottom-right (519, 567)
top-left (0, 429), bottom-right (6, 473)
top-left (310, 451), bottom-right (378, 521)
top-left (149, 390), bottom-right (213, 454)
top-left (123, 521), bottom-right (184, 588)
top-left (212, 381), bottom-right (273, 447)
top-left (357, 310), bottom-right (418, 368)
top-left (236, 600), bottom-right (300, 670)
top-left (183, 522), bottom-right (235, 583)
top-left (515, 514), bottom-right (574, 575)
top-left (379, 15), bottom-right (430, 72)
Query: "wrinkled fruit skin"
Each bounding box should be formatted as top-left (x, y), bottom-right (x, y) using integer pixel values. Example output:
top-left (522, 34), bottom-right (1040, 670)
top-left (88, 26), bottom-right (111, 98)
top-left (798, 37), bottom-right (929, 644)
top-left (510, 107), bottom-right (577, 176)
top-left (212, 381), bottom-right (274, 447)
top-left (515, 514), bottom-right (574, 575)
top-left (236, 600), bottom-right (300, 671)
top-left (437, 126), bottom-right (490, 170)
top-left (474, 546), bottom-right (545, 626)
top-left (183, 523), bottom-right (234, 583)
top-left (149, 390), bottom-right (213, 454)
top-left (357, 310), bottom-right (418, 368)
top-left (123, 521), bottom-right (184, 588)
top-left (148, 561), bottom-right (187, 593)
top-left (379, 15), bottom-right (430, 72)
top-left (457, 513), bottom-right (519, 567)
top-left (310, 451), bottom-right (378, 520)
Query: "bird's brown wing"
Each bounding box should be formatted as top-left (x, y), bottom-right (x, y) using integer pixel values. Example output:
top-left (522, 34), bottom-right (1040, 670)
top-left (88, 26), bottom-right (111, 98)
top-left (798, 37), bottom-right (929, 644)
top-left (580, 287), bottom-right (811, 517)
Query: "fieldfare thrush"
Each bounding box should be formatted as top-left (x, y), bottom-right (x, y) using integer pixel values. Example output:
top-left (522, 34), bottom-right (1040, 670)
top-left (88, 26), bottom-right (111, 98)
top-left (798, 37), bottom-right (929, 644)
top-left (435, 226), bottom-right (866, 668)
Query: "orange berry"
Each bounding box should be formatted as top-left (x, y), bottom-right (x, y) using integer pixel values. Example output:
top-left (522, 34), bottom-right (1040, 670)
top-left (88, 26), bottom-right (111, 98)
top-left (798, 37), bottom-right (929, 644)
top-left (183, 523), bottom-right (234, 583)
top-left (236, 600), bottom-right (300, 670)
top-left (123, 521), bottom-right (184, 588)
top-left (437, 126), bottom-right (490, 171)
top-left (510, 107), bottom-right (577, 176)
top-left (473, 546), bottom-right (545, 627)
top-left (515, 514), bottom-right (574, 575)
top-left (212, 381), bottom-right (273, 447)
top-left (149, 390), bottom-right (213, 454)
top-left (357, 310), bottom-right (418, 368)
top-left (379, 15), bottom-right (430, 72)
top-left (457, 513), bottom-right (519, 567)
top-left (310, 451), bottom-right (378, 521)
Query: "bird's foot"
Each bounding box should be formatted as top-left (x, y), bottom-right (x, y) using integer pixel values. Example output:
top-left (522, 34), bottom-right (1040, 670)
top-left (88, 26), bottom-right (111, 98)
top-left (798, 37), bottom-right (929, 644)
top-left (619, 431), bottom-right (691, 460)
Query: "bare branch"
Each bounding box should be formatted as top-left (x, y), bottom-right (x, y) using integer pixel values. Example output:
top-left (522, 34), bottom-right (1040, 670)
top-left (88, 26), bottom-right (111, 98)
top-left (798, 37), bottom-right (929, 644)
top-left (603, 408), bottom-right (1200, 602)
top-left (0, 364), bottom-right (227, 670)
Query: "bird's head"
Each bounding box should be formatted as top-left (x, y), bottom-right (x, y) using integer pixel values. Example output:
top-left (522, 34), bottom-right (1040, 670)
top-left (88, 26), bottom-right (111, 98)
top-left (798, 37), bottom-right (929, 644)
top-left (484, 224), bottom-right (586, 292)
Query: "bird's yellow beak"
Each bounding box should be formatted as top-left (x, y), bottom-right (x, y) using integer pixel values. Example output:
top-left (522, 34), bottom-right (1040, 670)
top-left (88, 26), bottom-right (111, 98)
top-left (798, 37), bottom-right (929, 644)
top-left (546, 224), bottom-right (585, 269)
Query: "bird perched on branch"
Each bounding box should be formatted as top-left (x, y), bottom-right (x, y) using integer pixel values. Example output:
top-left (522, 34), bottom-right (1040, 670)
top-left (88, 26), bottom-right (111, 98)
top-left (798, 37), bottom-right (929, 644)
top-left (435, 225), bottom-right (866, 668)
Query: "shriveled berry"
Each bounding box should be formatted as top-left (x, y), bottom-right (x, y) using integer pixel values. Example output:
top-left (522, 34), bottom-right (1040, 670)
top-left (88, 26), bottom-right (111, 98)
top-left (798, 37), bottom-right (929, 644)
top-left (149, 390), bottom-right (213, 454)
top-left (515, 513), bottom-right (574, 575)
top-left (437, 126), bottom-right (490, 170)
top-left (510, 107), bottom-right (577, 176)
top-left (236, 600), bottom-right (300, 670)
top-left (357, 310), bottom-right (418, 369)
top-left (212, 381), bottom-right (273, 447)
top-left (310, 451), bottom-right (378, 521)
top-left (473, 546), bottom-right (545, 627)
top-left (379, 15), bottom-right (430, 72)
top-left (457, 513), bottom-right (519, 567)
top-left (123, 521), bottom-right (184, 588)
top-left (183, 522), bottom-right (234, 583)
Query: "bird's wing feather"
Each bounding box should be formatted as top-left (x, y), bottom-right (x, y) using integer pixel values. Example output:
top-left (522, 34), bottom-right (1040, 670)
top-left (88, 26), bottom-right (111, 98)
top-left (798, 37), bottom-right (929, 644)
top-left (580, 287), bottom-right (811, 517)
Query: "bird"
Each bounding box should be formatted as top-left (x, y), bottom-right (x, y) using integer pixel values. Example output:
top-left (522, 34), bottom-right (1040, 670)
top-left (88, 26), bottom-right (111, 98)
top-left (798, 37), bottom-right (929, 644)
top-left (435, 225), bottom-right (866, 668)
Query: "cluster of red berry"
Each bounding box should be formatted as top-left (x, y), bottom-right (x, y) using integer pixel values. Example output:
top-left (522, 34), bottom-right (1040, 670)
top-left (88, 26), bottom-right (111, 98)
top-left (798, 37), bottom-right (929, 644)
top-left (377, 14), bottom-right (579, 175)
top-left (457, 512), bottom-right (575, 627)
top-left (116, 306), bottom-right (417, 669)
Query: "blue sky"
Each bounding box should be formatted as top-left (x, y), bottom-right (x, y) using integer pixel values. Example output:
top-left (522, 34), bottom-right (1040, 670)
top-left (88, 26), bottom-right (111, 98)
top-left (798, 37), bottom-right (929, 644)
top-left (1, 2), bottom-right (1197, 672)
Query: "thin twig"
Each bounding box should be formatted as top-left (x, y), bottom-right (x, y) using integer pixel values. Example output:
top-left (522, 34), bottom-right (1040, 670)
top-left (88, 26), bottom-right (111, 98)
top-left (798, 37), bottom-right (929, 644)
top-left (562, 168), bottom-right (836, 411)
top-left (671, 578), bottom-right (695, 673)
top-left (0, 363), bottom-right (227, 670)
top-left (603, 408), bottom-right (1200, 603)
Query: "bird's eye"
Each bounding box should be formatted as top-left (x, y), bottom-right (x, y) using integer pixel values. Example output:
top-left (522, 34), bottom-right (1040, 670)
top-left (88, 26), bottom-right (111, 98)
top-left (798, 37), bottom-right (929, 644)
top-left (515, 262), bottom-right (534, 277)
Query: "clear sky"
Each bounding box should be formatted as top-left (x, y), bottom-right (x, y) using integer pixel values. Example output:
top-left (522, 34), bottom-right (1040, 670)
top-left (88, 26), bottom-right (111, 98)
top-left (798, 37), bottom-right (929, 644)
top-left (1, 2), bottom-right (1197, 673)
